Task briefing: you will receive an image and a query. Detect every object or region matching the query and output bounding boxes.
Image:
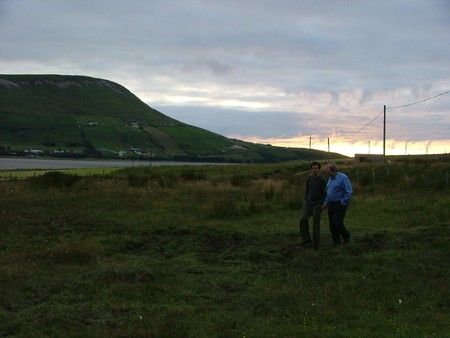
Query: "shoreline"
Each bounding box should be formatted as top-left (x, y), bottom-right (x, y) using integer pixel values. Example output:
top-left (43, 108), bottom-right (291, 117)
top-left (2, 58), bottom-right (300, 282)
top-left (0, 156), bottom-right (235, 170)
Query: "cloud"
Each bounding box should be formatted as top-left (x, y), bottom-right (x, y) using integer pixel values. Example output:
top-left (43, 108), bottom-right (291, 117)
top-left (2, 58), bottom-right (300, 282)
top-left (154, 106), bottom-right (310, 138)
top-left (0, 0), bottom-right (449, 151)
top-left (182, 59), bottom-right (233, 76)
top-left (155, 103), bottom-right (450, 145)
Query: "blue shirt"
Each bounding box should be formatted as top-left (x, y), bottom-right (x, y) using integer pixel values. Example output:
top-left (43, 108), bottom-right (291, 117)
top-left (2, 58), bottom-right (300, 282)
top-left (325, 172), bottom-right (353, 206)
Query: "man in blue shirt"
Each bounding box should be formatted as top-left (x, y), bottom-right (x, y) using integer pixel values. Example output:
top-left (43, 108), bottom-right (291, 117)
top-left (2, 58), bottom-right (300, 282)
top-left (322, 163), bottom-right (352, 245)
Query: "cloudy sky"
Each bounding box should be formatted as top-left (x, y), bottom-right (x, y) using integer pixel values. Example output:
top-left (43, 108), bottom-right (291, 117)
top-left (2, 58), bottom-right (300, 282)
top-left (1, 0), bottom-right (449, 155)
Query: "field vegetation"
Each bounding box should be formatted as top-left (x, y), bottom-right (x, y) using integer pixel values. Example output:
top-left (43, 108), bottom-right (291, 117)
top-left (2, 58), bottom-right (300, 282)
top-left (0, 167), bottom-right (120, 180)
top-left (0, 159), bottom-right (449, 336)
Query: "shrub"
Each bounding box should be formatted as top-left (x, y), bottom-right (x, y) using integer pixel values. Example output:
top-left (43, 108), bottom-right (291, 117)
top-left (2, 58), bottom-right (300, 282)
top-left (230, 173), bottom-right (252, 186)
top-left (127, 174), bottom-right (149, 187)
top-left (29, 171), bottom-right (80, 188)
top-left (204, 193), bottom-right (239, 218)
top-left (179, 169), bottom-right (206, 181)
top-left (280, 181), bottom-right (303, 209)
top-left (263, 184), bottom-right (275, 201)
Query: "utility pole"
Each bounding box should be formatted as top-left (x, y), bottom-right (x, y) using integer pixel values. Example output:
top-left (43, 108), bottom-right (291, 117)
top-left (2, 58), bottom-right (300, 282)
top-left (327, 137), bottom-right (330, 152)
top-left (309, 134), bottom-right (311, 150)
top-left (368, 140), bottom-right (371, 154)
top-left (426, 144), bottom-right (429, 155)
top-left (383, 105), bottom-right (386, 161)
top-left (405, 141), bottom-right (407, 155)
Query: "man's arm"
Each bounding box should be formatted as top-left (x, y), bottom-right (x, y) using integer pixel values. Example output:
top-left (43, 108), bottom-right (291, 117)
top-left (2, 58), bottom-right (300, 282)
top-left (322, 177), bottom-right (329, 209)
top-left (321, 176), bottom-right (327, 204)
top-left (304, 176), bottom-right (310, 200)
top-left (341, 175), bottom-right (353, 205)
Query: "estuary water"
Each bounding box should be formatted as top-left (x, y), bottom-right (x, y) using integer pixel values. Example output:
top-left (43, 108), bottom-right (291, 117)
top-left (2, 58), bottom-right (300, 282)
top-left (0, 157), bottom-right (229, 170)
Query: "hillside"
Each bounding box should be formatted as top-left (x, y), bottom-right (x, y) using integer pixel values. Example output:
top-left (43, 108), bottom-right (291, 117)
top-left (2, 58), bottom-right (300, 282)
top-left (0, 74), bottom-right (344, 162)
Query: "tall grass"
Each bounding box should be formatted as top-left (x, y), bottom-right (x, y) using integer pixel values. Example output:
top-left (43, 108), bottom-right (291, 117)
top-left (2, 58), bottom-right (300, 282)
top-left (0, 160), bottom-right (448, 336)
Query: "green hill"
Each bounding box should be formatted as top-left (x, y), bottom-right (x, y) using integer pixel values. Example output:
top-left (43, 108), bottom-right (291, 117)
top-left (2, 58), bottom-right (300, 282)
top-left (0, 74), bottom-right (344, 162)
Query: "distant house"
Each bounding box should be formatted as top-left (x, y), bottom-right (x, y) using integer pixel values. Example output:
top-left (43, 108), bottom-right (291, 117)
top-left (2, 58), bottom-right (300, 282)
top-left (124, 119), bottom-right (147, 128)
top-left (229, 144), bottom-right (247, 150)
top-left (128, 147), bottom-right (142, 155)
top-left (354, 154), bottom-right (384, 163)
top-left (87, 121), bottom-right (98, 126)
top-left (24, 148), bottom-right (44, 154)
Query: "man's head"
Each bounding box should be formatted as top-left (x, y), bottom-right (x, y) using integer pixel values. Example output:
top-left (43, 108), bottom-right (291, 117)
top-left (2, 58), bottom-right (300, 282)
top-left (326, 163), bottom-right (338, 177)
top-left (310, 161), bottom-right (321, 175)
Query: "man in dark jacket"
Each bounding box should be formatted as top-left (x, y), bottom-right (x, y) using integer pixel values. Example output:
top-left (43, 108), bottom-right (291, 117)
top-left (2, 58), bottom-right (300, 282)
top-left (299, 161), bottom-right (327, 249)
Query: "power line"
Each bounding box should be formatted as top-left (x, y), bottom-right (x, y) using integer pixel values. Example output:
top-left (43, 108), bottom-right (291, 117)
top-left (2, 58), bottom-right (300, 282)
top-left (387, 90), bottom-right (450, 110)
top-left (350, 89), bottom-right (450, 135)
top-left (353, 110), bottom-right (383, 134)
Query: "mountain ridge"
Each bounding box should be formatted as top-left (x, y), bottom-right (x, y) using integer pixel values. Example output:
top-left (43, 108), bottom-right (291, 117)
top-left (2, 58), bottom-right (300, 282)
top-left (0, 74), bottom-right (345, 162)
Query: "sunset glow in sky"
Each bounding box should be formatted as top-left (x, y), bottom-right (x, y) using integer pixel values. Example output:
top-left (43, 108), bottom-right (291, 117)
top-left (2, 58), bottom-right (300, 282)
top-left (1, 0), bottom-right (449, 156)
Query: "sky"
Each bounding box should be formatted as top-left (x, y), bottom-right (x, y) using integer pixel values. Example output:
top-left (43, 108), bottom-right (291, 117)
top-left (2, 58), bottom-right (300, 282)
top-left (0, 0), bottom-right (449, 156)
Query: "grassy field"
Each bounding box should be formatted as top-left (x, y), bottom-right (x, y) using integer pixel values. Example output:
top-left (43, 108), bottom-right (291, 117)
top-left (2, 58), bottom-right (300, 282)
top-left (0, 160), bottom-right (449, 337)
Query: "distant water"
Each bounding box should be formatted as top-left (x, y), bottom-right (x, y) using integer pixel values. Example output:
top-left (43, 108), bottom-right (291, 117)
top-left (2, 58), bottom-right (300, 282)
top-left (0, 157), bottom-right (230, 170)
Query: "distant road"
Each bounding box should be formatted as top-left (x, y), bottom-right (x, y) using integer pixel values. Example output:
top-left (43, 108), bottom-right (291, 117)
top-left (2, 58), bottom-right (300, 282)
top-left (0, 157), bottom-right (230, 170)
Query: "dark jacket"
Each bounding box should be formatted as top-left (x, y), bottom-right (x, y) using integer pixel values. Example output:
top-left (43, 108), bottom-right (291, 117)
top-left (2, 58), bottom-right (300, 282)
top-left (304, 174), bottom-right (327, 205)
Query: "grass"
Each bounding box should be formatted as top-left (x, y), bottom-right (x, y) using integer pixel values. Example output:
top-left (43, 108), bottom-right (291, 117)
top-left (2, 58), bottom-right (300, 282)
top-left (0, 160), bottom-right (449, 336)
top-left (0, 167), bottom-right (121, 180)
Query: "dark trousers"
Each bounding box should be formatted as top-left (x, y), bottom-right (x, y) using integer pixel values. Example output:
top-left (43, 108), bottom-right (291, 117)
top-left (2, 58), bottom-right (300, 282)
top-left (327, 201), bottom-right (350, 244)
top-left (299, 203), bottom-right (322, 246)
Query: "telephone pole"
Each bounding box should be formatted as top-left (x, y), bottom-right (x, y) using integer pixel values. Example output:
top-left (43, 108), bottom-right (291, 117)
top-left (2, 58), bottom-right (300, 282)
top-left (327, 137), bottom-right (330, 152)
top-left (309, 134), bottom-right (311, 149)
top-left (368, 140), bottom-right (371, 154)
top-left (383, 105), bottom-right (386, 161)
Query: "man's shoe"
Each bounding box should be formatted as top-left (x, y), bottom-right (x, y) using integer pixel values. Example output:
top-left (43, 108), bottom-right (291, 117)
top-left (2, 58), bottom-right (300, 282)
top-left (331, 241), bottom-right (341, 248)
top-left (300, 239), bottom-right (312, 247)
